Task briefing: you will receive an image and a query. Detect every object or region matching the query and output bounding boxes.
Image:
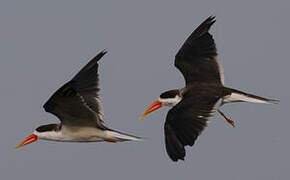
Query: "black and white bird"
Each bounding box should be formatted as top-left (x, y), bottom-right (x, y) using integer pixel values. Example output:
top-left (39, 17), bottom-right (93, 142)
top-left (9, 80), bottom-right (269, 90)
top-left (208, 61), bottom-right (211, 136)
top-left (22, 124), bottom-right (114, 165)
top-left (15, 50), bottom-right (141, 150)
top-left (139, 16), bottom-right (279, 162)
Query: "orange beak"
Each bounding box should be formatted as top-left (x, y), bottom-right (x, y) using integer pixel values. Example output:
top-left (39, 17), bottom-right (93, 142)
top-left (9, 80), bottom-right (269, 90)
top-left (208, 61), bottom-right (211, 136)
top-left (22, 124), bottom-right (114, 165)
top-left (139, 100), bottom-right (162, 120)
top-left (14, 134), bottom-right (38, 150)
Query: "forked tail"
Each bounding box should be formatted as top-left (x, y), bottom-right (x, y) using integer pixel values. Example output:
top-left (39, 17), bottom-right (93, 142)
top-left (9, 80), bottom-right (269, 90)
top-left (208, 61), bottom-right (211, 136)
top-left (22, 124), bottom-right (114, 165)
top-left (223, 88), bottom-right (279, 104)
top-left (105, 130), bottom-right (142, 142)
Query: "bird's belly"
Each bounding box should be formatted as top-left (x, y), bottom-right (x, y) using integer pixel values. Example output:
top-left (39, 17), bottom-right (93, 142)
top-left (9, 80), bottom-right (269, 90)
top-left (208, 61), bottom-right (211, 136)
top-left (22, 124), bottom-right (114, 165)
top-left (55, 126), bottom-right (108, 142)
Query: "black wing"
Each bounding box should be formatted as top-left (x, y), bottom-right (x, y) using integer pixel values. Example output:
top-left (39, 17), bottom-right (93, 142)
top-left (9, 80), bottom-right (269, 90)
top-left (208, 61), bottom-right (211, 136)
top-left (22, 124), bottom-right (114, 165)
top-left (43, 50), bottom-right (107, 129)
top-left (164, 92), bottom-right (220, 161)
top-left (175, 16), bottom-right (223, 85)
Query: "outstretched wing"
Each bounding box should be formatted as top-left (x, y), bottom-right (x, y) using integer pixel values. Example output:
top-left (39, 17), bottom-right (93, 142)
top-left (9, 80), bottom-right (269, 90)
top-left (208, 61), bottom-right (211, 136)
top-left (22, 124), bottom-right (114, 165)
top-left (43, 50), bottom-right (107, 129)
top-left (164, 92), bottom-right (221, 161)
top-left (175, 16), bottom-right (224, 85)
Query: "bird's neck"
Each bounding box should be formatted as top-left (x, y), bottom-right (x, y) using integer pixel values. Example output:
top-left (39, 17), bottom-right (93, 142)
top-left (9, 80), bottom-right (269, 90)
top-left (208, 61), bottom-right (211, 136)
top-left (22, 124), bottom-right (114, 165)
top-left (33, 129), bottom-right (65, 141)
top-left (159, 95), bottom-right (182, 107)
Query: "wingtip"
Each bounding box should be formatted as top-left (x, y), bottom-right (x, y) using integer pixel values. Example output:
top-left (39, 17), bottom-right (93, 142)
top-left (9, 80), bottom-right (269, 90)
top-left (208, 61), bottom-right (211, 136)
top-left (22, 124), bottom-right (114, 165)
top-left (98, 49), bottom-right (108, 57)
top-left (92, 49), bottom-right (107, 62)
top-left (193, 15), bottom-right (216, 36)
top-left (208, 15), bottom-right (216, 21)
top-left (101, 49), bottom-right (108, 55)
top-left (204, 15), bottom-right (216, 28)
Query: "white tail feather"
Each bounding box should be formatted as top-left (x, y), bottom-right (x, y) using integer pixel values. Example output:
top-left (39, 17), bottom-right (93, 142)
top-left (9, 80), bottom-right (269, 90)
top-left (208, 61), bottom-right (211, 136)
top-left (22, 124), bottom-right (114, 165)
top-left (105, 130), bottom-right (142, 141)
top-left (223, 92), bottom-right (279, 104)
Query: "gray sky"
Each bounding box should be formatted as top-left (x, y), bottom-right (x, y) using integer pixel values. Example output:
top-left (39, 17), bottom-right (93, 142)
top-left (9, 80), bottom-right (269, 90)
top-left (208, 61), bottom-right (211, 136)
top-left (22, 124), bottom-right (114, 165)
top-left (0, 0), bottom-right (289, 179)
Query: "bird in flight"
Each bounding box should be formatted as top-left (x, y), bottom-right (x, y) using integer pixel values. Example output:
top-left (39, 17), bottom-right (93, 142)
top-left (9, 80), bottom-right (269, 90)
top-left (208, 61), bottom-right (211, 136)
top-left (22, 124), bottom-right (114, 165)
top-left (15, 50), bottom-right (141, 150)
top-left (139, 16), bottom-right (279, 162)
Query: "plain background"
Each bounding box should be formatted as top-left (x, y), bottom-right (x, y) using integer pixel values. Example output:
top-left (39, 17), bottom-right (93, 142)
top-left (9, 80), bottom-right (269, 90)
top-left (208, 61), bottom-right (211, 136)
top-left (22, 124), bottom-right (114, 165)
top-left (0, 0), bottom-right (289, 179)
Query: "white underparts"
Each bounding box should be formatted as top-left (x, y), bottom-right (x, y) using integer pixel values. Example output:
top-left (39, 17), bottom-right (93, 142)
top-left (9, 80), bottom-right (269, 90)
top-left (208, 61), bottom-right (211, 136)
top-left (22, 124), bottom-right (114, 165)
top-left (34, 126), bottom-right (141, 142)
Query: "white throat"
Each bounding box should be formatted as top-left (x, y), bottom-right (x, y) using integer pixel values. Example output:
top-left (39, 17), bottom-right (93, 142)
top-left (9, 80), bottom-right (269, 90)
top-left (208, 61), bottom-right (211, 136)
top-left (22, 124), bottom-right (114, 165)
top-left (33, 130), bottom-right (64, 141)
top-left (159, 95), bottom-right (182, 107)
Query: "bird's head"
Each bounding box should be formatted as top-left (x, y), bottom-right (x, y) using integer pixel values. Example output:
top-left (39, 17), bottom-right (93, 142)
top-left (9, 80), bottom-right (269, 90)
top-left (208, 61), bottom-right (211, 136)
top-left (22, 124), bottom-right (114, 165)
top-left (14, 124), bottom-right (60, 150)
top-left (139, 89), bottom-right (182, 120)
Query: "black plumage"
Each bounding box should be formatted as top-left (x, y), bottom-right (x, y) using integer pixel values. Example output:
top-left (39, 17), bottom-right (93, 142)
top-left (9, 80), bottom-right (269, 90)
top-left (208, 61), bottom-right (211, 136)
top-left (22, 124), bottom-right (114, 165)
top-left (43, 50), bottom-right (108, 129)
top-left (164, 85), bottom-right (230, 161)
top-left (163, 17), bottom-right (222, 161)
top-left (175, 16), bottom-right (221, 85)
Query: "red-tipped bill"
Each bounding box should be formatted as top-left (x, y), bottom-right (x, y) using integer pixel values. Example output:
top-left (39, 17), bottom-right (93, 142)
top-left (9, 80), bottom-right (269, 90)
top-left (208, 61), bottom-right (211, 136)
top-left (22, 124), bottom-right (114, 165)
top-left (14, 134), bottom-right (38, 150)
top-left (139, 100), bottom-right (162, 120)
